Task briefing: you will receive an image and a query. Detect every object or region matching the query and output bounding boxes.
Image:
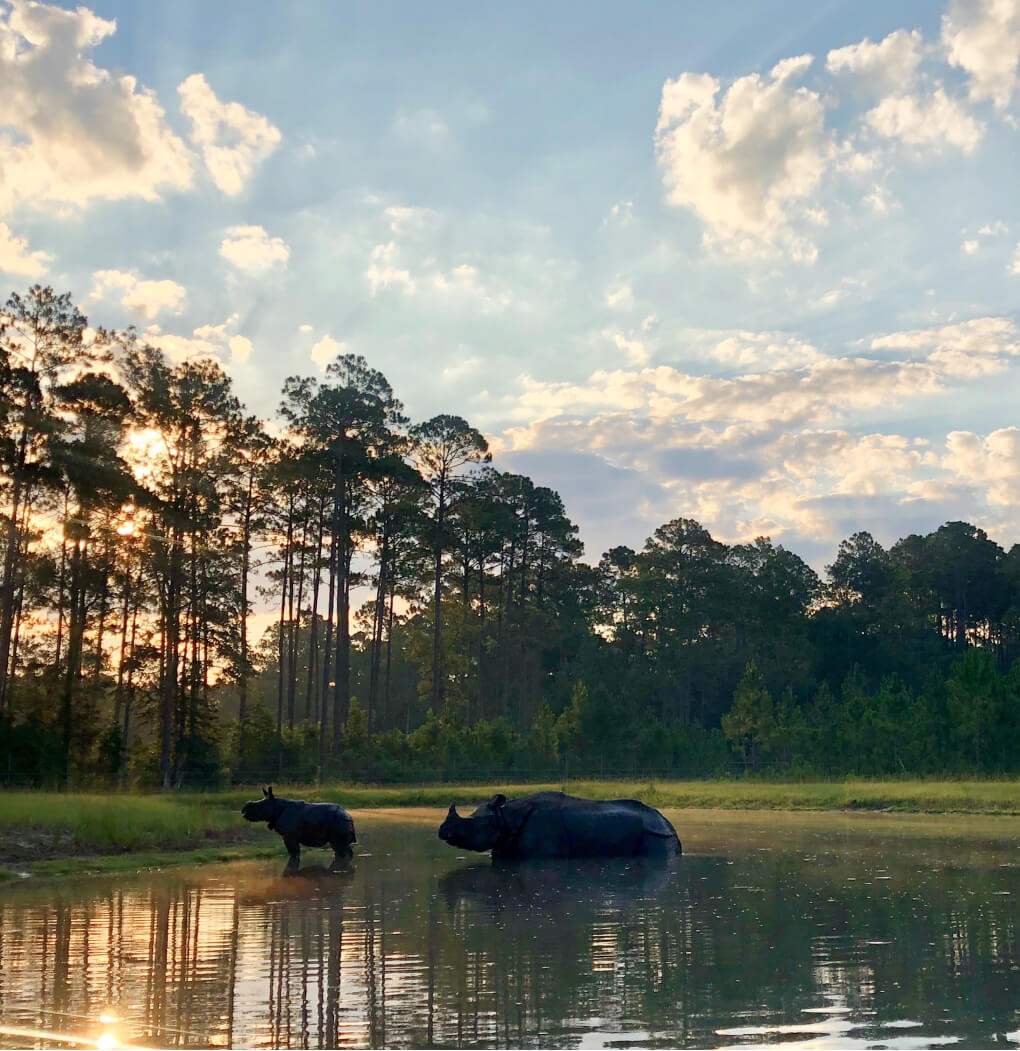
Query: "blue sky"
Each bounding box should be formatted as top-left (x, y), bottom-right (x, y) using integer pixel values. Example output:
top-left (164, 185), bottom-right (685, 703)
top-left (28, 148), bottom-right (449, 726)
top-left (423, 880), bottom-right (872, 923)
top-left (2, 0), bottom-right (1019, 567)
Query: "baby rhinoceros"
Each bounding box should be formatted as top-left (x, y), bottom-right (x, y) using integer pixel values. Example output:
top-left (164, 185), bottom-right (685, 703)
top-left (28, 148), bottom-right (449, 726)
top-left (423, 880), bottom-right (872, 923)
top-left (241, 786), bottom-right (356, 872)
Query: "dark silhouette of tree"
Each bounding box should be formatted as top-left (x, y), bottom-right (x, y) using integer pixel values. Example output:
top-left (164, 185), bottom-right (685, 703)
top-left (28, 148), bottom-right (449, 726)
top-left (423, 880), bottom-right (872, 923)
top-left (409, 415), bottom-right (489, 712)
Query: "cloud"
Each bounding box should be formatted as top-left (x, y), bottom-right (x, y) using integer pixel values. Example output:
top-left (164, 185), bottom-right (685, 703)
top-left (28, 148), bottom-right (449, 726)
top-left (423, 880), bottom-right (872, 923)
top-left (512, 357), bottom-right (942, 430)
top-left (604, 330), bottom-right (649, 366)
top-left (484, 312), bottom-right (1020, 556)
top-left (602, 200), bottom-right (634, 227)
top-left (362, 209), bottom-right (516, 313)
top-left (365, 241), bottom-right (416, 295)
top-left (90, 269), bottom-right (186, 320)
top-left (493, 410), bottom-right (948, 553)
top-left (393, 108), bottom-right (449, 148)
top-left (384, 205), bottom-right (438, 235)
top-left (963, 220), bottom-right (1009, 256)
top-left (708, 332), bottom-right (824, 371)
top-left (143, 313), bottom-right (249, 365)
top-left (178, 73), bottom-right (281, 195)
top-left (219, 225), bottom-right (290, 272)
top-left (826, 29), bottom-right (924, 93)
top-left (865, 86), bottom-right (984, 153)
top-left (0, 0), bottom-right (194, 215)
top-left (1011, 243), bottom-right (1020, 275)
top-left (311, 334), bottom-right (345, 370)
top-left (942, 428), bottom-right (1020, 505)
top-left (654, 55), bottom-right (832, 261)
top-left (298, 323), bottom-right (313, 334)
top-left (228, 334), bottom-right (253, 363)
top-left (606, 284), bottom-right (634, 311)
top-left (0, 223), bottom-right (51, 275)
top-left (441, 353), bottom-right (481, 384)
top-left (870, 316), bottom-right (1020, 377)
top-left (942, 0), bottom-right (1020, 108)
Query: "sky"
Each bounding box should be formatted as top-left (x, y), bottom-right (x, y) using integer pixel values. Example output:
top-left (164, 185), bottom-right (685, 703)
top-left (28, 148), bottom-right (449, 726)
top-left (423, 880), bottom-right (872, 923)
top-left (1, 0), bottom-right (1019, 569)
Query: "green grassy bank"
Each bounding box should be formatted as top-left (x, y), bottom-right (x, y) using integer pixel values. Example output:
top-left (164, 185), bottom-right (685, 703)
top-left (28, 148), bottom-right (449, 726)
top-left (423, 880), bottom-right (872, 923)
top-left (2, 779), bottom-right (1019, 879)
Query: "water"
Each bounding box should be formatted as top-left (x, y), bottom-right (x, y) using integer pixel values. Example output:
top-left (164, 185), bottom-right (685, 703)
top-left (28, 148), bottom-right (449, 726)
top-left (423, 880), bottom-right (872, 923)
top-left (1, 810), bottom-right (1018, 1049)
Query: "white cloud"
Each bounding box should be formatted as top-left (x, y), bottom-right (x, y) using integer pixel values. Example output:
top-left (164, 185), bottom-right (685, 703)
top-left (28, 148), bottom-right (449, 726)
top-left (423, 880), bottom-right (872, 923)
top-left (709, 332), bottom-right (824, 371)
top-left (942, 428), bottom-right (1020, 505)
top-left (384, 205), bottom-right (437, 235)
top-left (942, 0), bottom-right (1020, 108)
top-left (0, 0), bottom-right (193, 215)
top-left (505, 356), bottom-right (938, 432)
top-left (311, 334), bottom-right (345, 370)
top-left (978, 220), bottom-right (1008, 236)
top-left (90, 269), bottom-right (186, 320)
top-left (178, 73), bottom-right (281, 195)
top-left (144, 313), bottom-right (248, 366)
top-left (219, 225), bottom-right (290, 272)
top-left (494, 316), bottom-right (1016, 447)
top-left (863, 184), bottom-right (895, 215)
top-left (0, 223), bottom-right (51, 276)
top-left (606, 284), bottom-right (634, 311)
top-left (602, 200), bottom-right (634, 227)
top-left (228, 335), bottom-right (253, 363)
top-left (865, 86), bottom-right (984, 153)
top-left (826, 29), bottom-right (925, 94)
top-left (962, 238), bottom-right (979, 254)
top-left (442, 353), bottom-right (481, 384)
top-left (1011, 243), bottom-right (1020, 275)
top-left (870, 316), bottom-right (1020, 376)
top-left (655, 56), bottom-right (832, 260)
top-left (490, 339), bottom-right (1019, 552)
top-left (604, 330), bottom-right (649, 367)
top-left (364, 241), bottom-right (415, 295)
top-left (298, 323), bottom-right (313, 334)
top-left (362, 218), bottom-right (515, 313)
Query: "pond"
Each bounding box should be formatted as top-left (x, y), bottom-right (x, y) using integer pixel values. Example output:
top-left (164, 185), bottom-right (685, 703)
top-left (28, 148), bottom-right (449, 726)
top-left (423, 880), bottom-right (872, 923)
top-left (1, 809), bottom-right (1018, 1049)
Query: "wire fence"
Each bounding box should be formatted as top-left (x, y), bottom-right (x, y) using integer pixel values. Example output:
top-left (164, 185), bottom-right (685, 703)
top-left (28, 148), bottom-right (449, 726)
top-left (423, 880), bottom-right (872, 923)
top-left (0, 753), bottom-right (787, 790)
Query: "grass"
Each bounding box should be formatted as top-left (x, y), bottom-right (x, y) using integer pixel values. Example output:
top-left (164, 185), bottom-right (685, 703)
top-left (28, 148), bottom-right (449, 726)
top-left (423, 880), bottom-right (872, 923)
top-left (0, 792), bottom-right (244, 851)
top-left (1, 778), bottom-right (1019, 878)
top-left (193, 778), bottom-right (1020, 814)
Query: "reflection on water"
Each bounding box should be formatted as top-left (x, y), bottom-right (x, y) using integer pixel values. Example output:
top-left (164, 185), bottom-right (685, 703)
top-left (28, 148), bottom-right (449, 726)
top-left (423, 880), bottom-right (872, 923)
top-left (1, 813), bottom-right (1018, 1048)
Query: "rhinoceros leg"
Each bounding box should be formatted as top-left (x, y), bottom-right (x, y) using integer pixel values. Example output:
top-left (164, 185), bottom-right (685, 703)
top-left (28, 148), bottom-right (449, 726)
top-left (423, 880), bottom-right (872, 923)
top-left (283, 836), bottom-right (301, 872)
top-left (330, 837), bottom-right (354, 870)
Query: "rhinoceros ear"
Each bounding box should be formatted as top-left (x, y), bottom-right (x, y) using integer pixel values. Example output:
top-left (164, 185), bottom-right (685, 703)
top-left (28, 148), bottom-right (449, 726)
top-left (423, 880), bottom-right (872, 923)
top-left (490, 793), bottom-right (507, 809)
top-left (265, 784), bottom-right (274, 798)
top-left (262, 785), bottom-right (269, 797)
top-left (447, 803), bottom-right (458, 817)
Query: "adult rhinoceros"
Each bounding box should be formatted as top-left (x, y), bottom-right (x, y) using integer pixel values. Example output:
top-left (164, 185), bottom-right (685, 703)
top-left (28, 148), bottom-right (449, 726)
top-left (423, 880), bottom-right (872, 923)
top-left (241, 786), bottom-right (356, 872)
top-left (438, 791), bottom-right (681, 860)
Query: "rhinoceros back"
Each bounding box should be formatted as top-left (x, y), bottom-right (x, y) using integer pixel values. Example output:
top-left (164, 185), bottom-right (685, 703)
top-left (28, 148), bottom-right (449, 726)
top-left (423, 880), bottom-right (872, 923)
top-left (504, 792), bottom-right (680, 858)
top-left (274, 800), bottom-right (356, 846)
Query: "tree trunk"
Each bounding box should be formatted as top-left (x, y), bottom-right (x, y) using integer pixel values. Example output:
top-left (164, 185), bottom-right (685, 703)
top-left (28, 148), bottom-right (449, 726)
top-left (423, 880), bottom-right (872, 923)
top-left (304, 494), bottom-right (326, 723)
top-left (431, 477), bottom-right (446, 710)
top-left (160, 530), bottom-right (182, 791)
top-left (238, 466), bottom-right (255, 726)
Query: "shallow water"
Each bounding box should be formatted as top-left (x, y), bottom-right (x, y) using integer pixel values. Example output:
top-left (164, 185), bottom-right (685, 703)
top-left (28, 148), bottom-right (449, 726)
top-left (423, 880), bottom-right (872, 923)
top-left (1, 810), bottom-right (1019, 1049)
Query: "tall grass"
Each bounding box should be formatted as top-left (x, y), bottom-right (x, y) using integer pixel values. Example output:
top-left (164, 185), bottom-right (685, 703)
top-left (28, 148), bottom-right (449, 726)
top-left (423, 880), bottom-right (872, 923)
top-left (0, 793), bottom-right (242, 852)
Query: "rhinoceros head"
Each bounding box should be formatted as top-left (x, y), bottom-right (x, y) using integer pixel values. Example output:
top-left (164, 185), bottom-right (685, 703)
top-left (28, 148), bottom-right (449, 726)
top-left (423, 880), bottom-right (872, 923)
top-left (438, 795), bottom-right (507, 852)
top-left (241, 784), bottom-right (278, 823)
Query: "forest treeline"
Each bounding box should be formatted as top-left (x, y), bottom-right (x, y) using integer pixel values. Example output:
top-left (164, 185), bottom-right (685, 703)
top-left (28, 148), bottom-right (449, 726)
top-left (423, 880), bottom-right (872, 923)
top-left (2, 286), bottom-right (1019, 788)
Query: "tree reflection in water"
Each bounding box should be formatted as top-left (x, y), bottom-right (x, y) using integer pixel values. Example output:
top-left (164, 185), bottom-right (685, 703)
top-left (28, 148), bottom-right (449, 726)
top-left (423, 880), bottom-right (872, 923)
top-left (0, 818), bottom-right (1017, 1048)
